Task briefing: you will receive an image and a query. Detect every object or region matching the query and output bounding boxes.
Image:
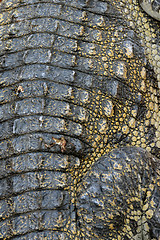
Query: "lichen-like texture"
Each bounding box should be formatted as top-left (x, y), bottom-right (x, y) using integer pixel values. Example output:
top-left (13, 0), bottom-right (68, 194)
top-left (0, 0), bottom-right (159, 239)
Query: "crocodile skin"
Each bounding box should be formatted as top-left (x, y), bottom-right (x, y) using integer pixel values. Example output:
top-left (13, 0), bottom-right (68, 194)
top-left (0, 0), bottom-right (159, 239)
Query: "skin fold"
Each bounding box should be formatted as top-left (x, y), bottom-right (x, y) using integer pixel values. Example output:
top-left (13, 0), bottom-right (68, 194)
top-left (0, 0), bottom-right (159, 239)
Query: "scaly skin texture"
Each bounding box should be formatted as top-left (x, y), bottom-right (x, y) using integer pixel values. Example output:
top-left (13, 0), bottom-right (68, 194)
top-left (0, 0), bottom-right (159, 239)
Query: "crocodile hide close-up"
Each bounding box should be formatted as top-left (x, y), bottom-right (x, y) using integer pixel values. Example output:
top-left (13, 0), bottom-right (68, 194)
top-left (0, 0), bottom-right (159, 239)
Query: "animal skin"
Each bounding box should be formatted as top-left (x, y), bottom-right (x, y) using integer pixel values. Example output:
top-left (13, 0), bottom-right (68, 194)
top-left (0, 0), bottom-right (159, 239)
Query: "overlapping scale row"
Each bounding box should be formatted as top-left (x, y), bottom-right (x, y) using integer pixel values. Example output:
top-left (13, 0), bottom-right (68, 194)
top-left (0, 0), bottom-right (159, 239)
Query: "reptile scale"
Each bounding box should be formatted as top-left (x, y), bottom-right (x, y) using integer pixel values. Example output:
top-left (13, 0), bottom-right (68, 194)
top-left (0, 0), bottom-right (159, 239)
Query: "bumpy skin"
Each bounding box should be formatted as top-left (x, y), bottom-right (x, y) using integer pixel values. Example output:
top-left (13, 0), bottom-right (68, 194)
top-left (0, 0), bottom-right (159, 239)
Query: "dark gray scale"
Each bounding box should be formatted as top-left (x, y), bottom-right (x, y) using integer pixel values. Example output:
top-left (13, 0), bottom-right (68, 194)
top-left (0, 0), bottom-right (159, 239)
top-left (139, 0), bottom-right (160, 21)
top-left (76, 147), bottom-right (160, 239)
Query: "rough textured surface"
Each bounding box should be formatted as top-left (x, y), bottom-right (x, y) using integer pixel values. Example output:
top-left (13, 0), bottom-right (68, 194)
top-left (77, 147), bottom-right (160, 239)
top-left (0, 0), bottom-right (159, 239)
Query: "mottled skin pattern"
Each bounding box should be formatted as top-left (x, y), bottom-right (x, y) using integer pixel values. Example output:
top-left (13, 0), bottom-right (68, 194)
top-left (0, 0), bottom-right (159, 240)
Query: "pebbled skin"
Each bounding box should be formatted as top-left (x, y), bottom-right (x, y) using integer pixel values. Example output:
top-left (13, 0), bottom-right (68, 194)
top-left (77, 147), bottom-right (160, 239)
top-left (0, 0), bottom-right (159, 239)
